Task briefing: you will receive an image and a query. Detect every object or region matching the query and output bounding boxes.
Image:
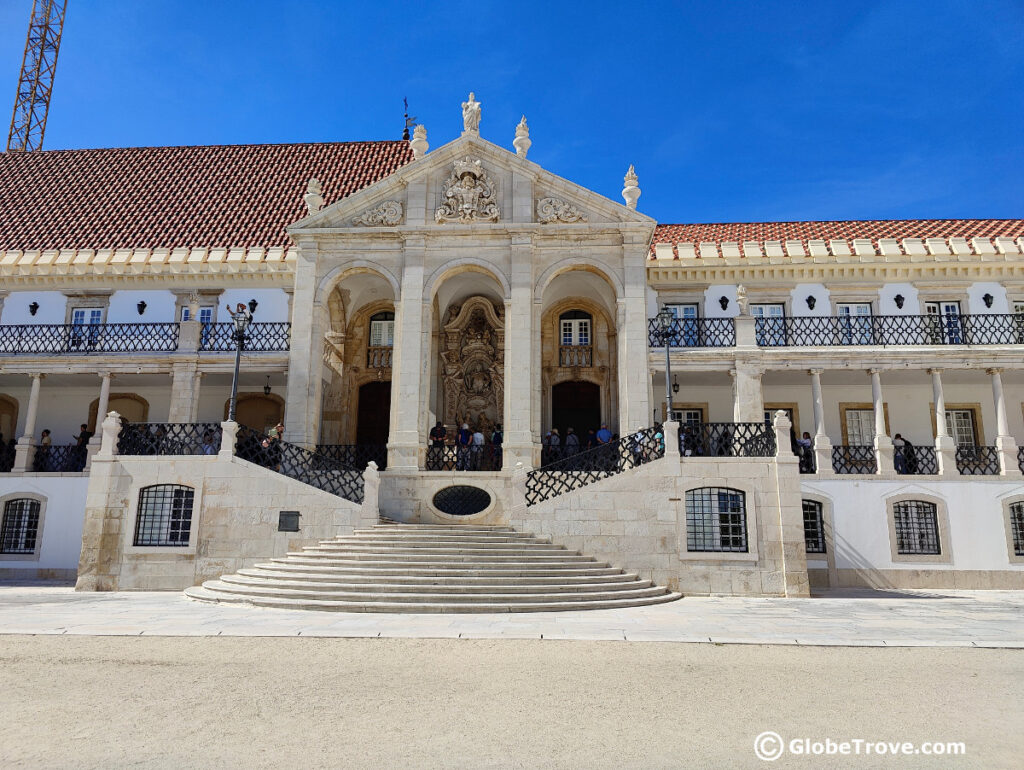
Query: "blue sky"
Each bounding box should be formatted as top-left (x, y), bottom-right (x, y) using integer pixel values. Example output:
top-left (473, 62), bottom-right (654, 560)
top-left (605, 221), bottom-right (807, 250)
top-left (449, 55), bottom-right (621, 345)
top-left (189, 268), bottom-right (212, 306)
top-left (2, 0), bottom-right (1022, 223)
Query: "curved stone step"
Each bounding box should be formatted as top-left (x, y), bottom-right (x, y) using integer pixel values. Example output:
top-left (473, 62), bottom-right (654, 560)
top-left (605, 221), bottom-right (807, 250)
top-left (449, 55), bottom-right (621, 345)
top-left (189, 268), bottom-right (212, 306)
top-left (286, 550), bottom-right (597, 563)
top-left (259, 561), bottom-right (626, 577)
top-left (220, 573), bottom-right (654, 595)
top-left (305, 545), bottom-right (574, 556)
top-left (238, 568), bottom-right (641, 586)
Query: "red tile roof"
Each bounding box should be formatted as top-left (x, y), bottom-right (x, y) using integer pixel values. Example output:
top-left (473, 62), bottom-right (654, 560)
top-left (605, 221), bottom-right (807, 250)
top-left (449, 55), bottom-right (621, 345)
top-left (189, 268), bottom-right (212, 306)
top-left (652, 219), bottom-right (1024, 257)
top-left (0, 141), bottom-right (414, 251)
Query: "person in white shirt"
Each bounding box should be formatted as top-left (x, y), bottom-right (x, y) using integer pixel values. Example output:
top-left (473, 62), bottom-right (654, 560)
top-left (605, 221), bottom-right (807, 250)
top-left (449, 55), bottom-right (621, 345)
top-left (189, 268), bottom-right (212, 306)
top-left (471, 428), bottom-right (485, 470)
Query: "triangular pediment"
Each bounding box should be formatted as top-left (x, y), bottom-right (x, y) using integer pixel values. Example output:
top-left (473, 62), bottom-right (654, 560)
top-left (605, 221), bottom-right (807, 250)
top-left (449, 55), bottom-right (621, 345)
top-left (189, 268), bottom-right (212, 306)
top-left (289, 132), bottom-right (654, 234)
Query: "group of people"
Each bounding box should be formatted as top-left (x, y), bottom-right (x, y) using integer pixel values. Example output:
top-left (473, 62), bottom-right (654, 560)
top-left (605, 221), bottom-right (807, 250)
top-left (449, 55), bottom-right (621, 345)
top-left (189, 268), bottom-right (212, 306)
top-left (428, 421), bottom-right (503, 471)
top-left (541, 423), bottom-right (615, 465)
top-left (13, 424), bottom-right (94, 472)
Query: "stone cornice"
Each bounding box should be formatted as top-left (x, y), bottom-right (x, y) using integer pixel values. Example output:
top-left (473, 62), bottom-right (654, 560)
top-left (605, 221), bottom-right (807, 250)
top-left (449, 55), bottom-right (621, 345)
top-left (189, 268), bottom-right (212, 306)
top-left (0, 352), bottom-right (290, 374)
top-left (649, 347), bottom-right (1024, 371)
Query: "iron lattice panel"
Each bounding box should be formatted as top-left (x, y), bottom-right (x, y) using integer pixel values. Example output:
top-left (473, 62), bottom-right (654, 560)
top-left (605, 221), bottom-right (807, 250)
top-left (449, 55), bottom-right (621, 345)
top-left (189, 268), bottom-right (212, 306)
top-left (756, 313), bottom-right (1024, 347)
top-left (32, 444), bottom-right (85, 472)
top-left (1010, 502), bottom-right (1024, 557)
top-left (831, 445), bottom-right (877, 474)
top-left (558, 345), bottom-right (593, 367)
top-left (893, 500), bottom-right (941, 555)
top-left (425, 445), bottom-right (501, 471)
top-left (118, 423), bottom-right (222, 456)
top-left (684, 487), bottom-right (748, 553)
top-left (955, 446), bottom-right (1000, 475)
top-left (235, 426), bottom-right (364, 504)
top-left (895, 445), bottom-right (939, 475)
top-left (198, 322), bottom-right (291, 352)
top-left (0, 323), bottom-right (179, 355)
top-left (802, 499), bottom-right (826, 554)
top-left (525, 427), bottom-right (663, 506)
top-left (133, 485), bottom-right (194, 547)
top-left (432, 485), bottom-right (492, 516)
top-left (647, 318), bottom-right (736, 348)
top-left (678, 422), bottom-right (776, 458)
top-left (314, 444), bottom-right (387, 471)
top-left (0, 498), bottom-right (40, 554)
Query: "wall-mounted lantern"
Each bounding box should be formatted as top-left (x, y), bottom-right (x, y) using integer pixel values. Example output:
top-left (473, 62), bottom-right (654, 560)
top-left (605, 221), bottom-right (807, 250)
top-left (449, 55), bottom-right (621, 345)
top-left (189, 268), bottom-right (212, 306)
top-left (894, 294), bottom-right (905, 309)
top-left (805, 295), bottom-right (816, 310)
top-left (248, 298), bottom-right (259, 314)
top-left (28, 301), bottom-right (39, 316)
top-left (263, 376), bottom-right (272, 396)
top-left (982, 293), bottom-right (994, 308)
top-left (718, 296), bottom-right (729, 311)
top-left (137, 300), bottom-right (147, 315)
top-left (672, 374), bottom-right (679, 395)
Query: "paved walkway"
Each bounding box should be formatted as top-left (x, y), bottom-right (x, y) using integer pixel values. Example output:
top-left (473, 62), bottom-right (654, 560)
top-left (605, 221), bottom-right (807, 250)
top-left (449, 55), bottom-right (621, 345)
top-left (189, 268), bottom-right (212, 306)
top-left (1, 584), bottom-right (1022, 646)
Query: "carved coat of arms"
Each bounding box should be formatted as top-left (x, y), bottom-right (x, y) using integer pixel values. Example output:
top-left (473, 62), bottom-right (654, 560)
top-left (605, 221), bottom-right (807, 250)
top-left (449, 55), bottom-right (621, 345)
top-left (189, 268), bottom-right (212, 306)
top-left (435, 157), bottom-right (500, 224)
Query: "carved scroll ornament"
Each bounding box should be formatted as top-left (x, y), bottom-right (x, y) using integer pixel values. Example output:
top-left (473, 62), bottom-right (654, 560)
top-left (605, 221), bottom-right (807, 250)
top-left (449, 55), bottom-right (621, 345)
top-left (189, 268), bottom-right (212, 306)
top-left (352, 200), bottom-right (404, 227)
top-left (536, 197), bottom-right (587, 224)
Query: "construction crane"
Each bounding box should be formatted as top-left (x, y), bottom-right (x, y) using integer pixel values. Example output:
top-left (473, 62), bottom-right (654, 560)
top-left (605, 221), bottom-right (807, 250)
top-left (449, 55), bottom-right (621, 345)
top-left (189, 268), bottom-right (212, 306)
top-left (6, 0), bottom-right (68, 152)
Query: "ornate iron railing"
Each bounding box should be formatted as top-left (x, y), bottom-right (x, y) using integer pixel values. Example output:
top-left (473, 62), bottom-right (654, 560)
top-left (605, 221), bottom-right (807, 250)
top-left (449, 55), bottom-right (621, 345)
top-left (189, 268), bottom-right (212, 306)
top-left (235, 425), bottom-right (363, 503)
top-left (0, 322), bottom-right (179, 355)
top-left (525, 427), bottom-right (664, 506)
top-left (831, 445), bottom-right (876, 474)
top-left (425, 445), bottom-right (502, 471)
top-left (314, 444), bottom-right (387, 471)
top-left (756, 314), bottom-right (1024, 347)
top-left (366, 346), bottom-right (392, 369)
top-left (32, 444), bottom-right (86, 472)
top-left (558, 345), bottom-right (593, 367)
top-left (118, 422), bottom-right (222, 456)
top-left (678, 422), bottom-right (776, 458)
top-left (955, 445), bottom-right (1000, 476)
top-left (1018, 446), bottom-right (1024, 474)
top-left (895, 445), bottom-right (939, 475)
top-left (647, 318), bottom-right (736, 348)
top-left (198, 322), bottom-right (291, 352)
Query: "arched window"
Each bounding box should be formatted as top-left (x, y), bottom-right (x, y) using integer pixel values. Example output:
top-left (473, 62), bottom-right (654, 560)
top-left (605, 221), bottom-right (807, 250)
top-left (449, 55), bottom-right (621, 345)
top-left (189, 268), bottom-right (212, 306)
top-left (134, 485), bottom-right (195, 547)
top-left (1, 498), bottom-right (41, 554)
top-left (558, 310), bottom-right (592, 347)
top-left (892, 500), bottom-right (940, 555)
top-left (802, 499), bottom-right (826, 554)
top-left (685, 487), bottom-right (747, 552)
top-left (369, 312), bottom-right (395, 348)
top-left (1009, 501), bottom-right (1024, 557)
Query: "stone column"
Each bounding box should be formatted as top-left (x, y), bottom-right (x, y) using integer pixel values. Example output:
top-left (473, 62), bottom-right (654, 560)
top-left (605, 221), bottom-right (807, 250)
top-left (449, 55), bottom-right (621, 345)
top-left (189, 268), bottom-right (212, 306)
top-left (387, 239), bottom-right (426, 471)
top-left (616, 238), bottom-right (652, 435)
top-left (503, 235), bottom-right (535, 469)
top-left (730, 363), bottom-right (764, 423)
top-left (85, 373), bottom-right (114, 470)
top-left (988, 368), bottom-right (1022, 477)
top-left (808, 369), bottom-right (832, 474)
top-left (168, 363), bottom-right (201, 422)
top-left (283, 240), bottom-right (323, 449)
top-left (929, 368), bottom-right (957, 475)
top-left (869, 369), bottom-right (894, 474)
top-left (13, 373), bottom-right (44, 472)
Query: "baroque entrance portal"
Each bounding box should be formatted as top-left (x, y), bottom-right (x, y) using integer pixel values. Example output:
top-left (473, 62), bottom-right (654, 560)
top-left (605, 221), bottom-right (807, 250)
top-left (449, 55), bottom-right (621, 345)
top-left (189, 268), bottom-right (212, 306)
top-left (440, 296), bottom-right (504, 435)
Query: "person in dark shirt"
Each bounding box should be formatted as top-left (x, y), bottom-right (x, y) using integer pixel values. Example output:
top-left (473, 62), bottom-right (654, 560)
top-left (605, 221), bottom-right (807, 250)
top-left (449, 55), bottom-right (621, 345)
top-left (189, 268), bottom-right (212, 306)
top-left (429, 422), bottom-right (447, 447)
top-left (456, 423), bottom-right (472, 470)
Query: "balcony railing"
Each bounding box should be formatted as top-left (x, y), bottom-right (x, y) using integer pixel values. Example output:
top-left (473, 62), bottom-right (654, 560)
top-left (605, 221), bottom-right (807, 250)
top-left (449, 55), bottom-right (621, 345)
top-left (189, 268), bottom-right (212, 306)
top-left (314, 444), bottom-right (388, 471)
top-left (955, 446), bottom-right (1000, 476)
top-left (558, 345), bottom-right (593, 367)
top-left (366, 346), bottom-right (392, 369)
top-left (647, 318), bottom-right (736, 348)
top-left (32, 444), bottom-right (87, 472)
top-left (425, 445), bottom-right (502, 472)
top-left (0, 323), bottom-right (179, 355)
top-left (679, 422), bottom-right (776, 457)
top-left (831, 445), bottom-right (877, 474)
top-left (118, 422), bottom-right (222, 456)
top-left (756, 314), bottom-right (1024, 347)
top-left (895, 445), bottom-right (939, 475)
top-left (198, 322), bottom-right (291, 352)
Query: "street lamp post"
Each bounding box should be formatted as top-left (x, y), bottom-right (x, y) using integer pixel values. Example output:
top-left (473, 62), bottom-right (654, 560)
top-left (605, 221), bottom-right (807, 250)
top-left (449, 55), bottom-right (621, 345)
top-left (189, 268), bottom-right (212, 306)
top-left (656, 308), bottom-right (675, 424)
top-left (225, 302), bottom-right (254, 422)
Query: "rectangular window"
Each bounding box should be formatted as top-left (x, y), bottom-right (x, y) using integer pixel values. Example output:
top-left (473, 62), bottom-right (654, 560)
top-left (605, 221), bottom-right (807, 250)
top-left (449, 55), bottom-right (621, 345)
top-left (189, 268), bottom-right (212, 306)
top-left (1013, 302), bottom-right (1024, 344)
top-left (0, 499), bottom-right (41, 554)
top-left (671, 408), bottom-right (703, 428)
top-left (802, 500), bottom-right (826, 554)
top-left (764, 408), bottom-right (793, 427)
top-left (133, 485), bottom-right (194, 547)
top-left (924, 301), bottom-right (962, 344)
top-left (1010, 502), bottom-right (1024, 557)
top-left (751, 303), bottom-right (786, 346)
top-left (685, 487), bottom-right (748, 553)
top-left (837, 303), bottom-right (872, 344)
top-left (944, 409), bottom-right (977, 447)
top-left (370, 319), bottom-right (395, 347)
top-left (181, 306), bottom-right (214, 324)
top-left (893, 500), bottom-right (941, 555)
top-left (560, 319), bottom-right (590, 346)
top-left (844, 409), bottom-right (875, 446)
top-left (665, 304), bottom-right (698, 345)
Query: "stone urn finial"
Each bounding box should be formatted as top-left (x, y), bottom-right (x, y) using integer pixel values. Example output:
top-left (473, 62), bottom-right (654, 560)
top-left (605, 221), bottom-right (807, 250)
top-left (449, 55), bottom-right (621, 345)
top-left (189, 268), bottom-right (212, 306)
top-left (304, 177), bottom-right (325, 215)
top-left (622, 164), bottom-right (640, 210)
top-left (513, 115), bottom-right (531, 158)
top-left (410, 124), bottom-right (428, 159)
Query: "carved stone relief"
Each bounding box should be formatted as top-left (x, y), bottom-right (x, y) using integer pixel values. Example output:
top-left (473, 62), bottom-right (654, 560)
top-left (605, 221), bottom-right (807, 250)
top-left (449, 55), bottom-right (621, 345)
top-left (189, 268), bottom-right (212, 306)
top-left (536, 196), bottom-right (587, 224)
top-left (434, 157), bottom-right (500, 224)
top-left (352, 200), bottom-right (404, 227)
top-left (440, 297), bottom-right (505, 433)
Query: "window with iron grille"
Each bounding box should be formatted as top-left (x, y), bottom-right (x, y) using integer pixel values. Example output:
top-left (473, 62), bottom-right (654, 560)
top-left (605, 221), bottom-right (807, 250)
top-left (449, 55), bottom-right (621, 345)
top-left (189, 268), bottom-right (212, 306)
top-left (0, 498), bottom-right (41, 554)
top-left (685, 487), bottom-right (747, 552)
top-left (802, 499), bottom-right (826, 554)
top-left (892, 500), bottom-right (941, 555)
top-left (1010, 501), bottom-right (1024, 557)
top-left (133, 485), bottom-right (195, 546)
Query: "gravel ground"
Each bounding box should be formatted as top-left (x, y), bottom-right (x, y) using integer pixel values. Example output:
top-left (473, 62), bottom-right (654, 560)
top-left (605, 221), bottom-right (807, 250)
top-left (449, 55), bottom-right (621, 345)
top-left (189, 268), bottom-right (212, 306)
top-left (0, 636), bottom-right (1019, 769)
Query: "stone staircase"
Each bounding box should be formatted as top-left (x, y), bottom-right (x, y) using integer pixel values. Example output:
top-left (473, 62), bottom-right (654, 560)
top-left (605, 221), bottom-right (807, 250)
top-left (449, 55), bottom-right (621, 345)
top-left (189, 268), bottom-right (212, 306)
top-left (185, 523), bottom-right (681, 613)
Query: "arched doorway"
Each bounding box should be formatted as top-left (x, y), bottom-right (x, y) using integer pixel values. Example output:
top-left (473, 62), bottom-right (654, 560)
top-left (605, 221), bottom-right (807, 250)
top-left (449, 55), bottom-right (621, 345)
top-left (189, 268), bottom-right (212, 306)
top-left (225, 394), bottom-right (284, 434)
top-left (0, 395), bottom-right (18, 441)
top-left (89, 394), bottom-right (149, 431)
top-left (551, 381), bottom-right (601, 440)
top-left (356, 381), bottom-right (391, 446)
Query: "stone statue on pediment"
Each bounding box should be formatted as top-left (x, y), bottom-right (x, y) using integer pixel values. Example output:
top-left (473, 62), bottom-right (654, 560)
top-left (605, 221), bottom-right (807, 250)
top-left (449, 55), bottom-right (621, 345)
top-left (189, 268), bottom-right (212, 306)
top-left (462, 92), bottom-right (481, 133)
